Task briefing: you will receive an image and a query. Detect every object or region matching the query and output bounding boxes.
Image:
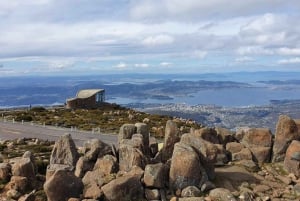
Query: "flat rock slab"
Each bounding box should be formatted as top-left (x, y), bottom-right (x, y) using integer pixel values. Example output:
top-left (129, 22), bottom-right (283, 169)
top-left (214, 165), bottom-right (260, 191)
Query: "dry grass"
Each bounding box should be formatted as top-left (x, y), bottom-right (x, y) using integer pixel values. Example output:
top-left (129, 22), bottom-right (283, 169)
top-left (2, 104), bottom-right (202, 137)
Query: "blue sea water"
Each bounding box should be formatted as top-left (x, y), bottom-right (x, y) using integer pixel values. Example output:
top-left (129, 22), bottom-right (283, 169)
top-left (1, 72), bottom-right (300, 108)
top-left (110, 86), bottom-right (300, 107)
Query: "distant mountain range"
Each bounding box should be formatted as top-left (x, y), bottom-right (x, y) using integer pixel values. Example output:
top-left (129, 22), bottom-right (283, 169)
top-left (1, 71), bottom-right (300, 131)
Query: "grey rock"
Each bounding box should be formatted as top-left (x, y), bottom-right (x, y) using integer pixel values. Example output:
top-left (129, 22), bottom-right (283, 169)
top-left (273, 115), bottom-right (299, 162)
top-left (44, 169), bottom-right (83, 201)
top-left (12, 156), bottom-right (35, 182)
top-left (119, 140), bottom-right (145, 172)
top-left (118, 124), bottom-right (136, 144)
top-left (169, 143), bottom-right (203, 191)
top-left (84, 139), bottom-right (112, 161)
top-left (50, 134), bottom-right (79, 167)
top-left (135, 122), bottom-right (150, 154)
top-left (145, 188), bottom-right (160, 200)
top-left (181, 186), bottom-right (202, 197)
top-left (162, 120), bottom-right (180, 162)
top-left (0, 162), bottom-right (11, 182)
top-left (101, 172), bottom-right (144, 201)
top-left (143, 163), bottom-right (165, 188)
top-left (74, 156), bottom-right (94, 178)
top-left (209, 188), bottom-right (237, 201)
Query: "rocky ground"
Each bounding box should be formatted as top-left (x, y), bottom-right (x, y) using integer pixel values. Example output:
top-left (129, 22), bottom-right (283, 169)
top-left (1, 115), bottom-right (300, 201)
top-left (136, 99), bottom-right (300, 133)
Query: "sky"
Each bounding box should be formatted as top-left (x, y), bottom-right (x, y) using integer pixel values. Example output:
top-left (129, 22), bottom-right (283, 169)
top-left (0, 0), bottom-right (300, 76)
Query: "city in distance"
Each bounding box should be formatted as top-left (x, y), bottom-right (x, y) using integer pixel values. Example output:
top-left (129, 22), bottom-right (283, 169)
top-left (1, 71), bottom-right (300, 132)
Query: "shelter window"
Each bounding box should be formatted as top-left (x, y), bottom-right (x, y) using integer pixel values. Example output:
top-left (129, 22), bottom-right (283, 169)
top-left (96, 92), bottom-right (104, 103)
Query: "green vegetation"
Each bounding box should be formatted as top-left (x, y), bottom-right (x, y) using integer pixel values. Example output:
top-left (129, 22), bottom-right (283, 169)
top-left (2, 104), bottom-right (202, 137)
top-left (0, 140), bottom-right (53, 180)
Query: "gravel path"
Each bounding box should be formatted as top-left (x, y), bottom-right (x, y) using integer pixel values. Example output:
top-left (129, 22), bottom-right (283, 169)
top-left (0, 121), bottom-right (118, 146)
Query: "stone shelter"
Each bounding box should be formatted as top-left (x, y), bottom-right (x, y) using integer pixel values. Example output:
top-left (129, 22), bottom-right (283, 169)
top-left (66, 89), bottom-right (105, 109)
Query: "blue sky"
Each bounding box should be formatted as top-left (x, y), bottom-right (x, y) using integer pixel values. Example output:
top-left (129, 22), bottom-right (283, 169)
top-left (0, 0), bottom-right (300, 76)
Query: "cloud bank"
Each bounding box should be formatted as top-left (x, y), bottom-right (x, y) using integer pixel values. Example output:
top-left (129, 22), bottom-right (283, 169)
top-left (0, 0), bottom-right (299, 75)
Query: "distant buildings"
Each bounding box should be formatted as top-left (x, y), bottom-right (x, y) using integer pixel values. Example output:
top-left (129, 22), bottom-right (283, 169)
top-left (66, 89), bottom-right (105, 109)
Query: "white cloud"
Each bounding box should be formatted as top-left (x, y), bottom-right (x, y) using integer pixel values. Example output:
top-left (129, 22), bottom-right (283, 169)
top-left (160, 62), bottom-right (172, 67)
top-left (277, 48), bottom-right (300, 56)
top-left (192, 50), bottom-right (207, 59)
top-left (0, 1), bottom-right (300, 74)
top-left (234, 56), bottom-right (254, 63)
top-left (114, 62), bottom-right (128, 69)
top-left (237, 46), bottom-right (274, 55)
top-left (141, 34), bottom-right (174, 47)
top-left (134, 63), bottom-right (149, 68)
top-left (47, 60), bottom-right (74, 70)
top-left (238, 13), bottom-right (300, 49)
top-left (130, 0), bottom-right (300, 22)
top-left (278, 57), bottom-right (300, 64)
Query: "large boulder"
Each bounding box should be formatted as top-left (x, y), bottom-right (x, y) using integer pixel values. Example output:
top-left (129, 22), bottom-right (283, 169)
top-left (50, 134), bottom-right (79, 167)
top-left (180, 133), bottom-right (218, 179)
top-left (0, 162), bottom-right (11, 182)
top-left (169, 143), bottom-right (203, 191)
top-left (12, 152), bottom-right (35, 181)
top-left (44, 169), bottom-right (83, 201)
top-left (74, 156), bottom-right (94, 178)
top-left (241, 128), bottom-right (272, 164)
top-left (82, 169), bottom-right (106, 199)
top-left (235, 127), bottom-right (250, 142)
top-left (7, 176), bottom-right (28, 193)
top-left (82, 154), bottom-right (118, 198)
top-left (161, 120), bottom-right (180, 162)
top-left (118, 124), bottom-right (136, 144)
top-left (131, 134), bottom-right (146, 154)
top-left (180, 133), bottom-right (218, 166)
top-left (273, 115), bottom-right (299, 162)
top-left (101, 172), bottom-right (144, 201)
top-left (226, 142), bottom-right (244, 154)
top-left (93, 155), bottom-right (118, 175)
top-left (135, 123), bottom-right (150, 154)
top-left (119, 140), bottom-right (145, 172)
top-left (284, 140), bottom-right (300, 177)
top-left (84, 139), bottom-right (112, 161)
top-left (46, 164), bottom-right (74, 180)
top-left (231, 148), bottom-right (253, 161)
top-left (215, 127), bottom-right (235, 146)
top-left (143, 163), bottom-right (165, 188)
top-left (194, 127), bottom-right (219, 144)
top-left (241, 128), bottom-right (272, 148)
